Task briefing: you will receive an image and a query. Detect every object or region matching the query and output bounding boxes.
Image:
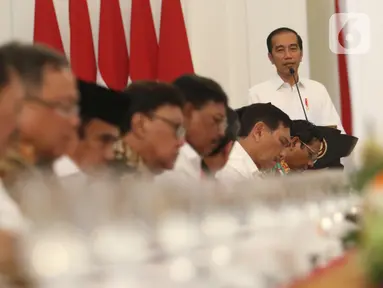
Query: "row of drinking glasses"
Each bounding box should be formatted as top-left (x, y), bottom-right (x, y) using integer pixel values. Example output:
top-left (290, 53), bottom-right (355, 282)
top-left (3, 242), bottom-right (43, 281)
top-left (16, 169), bottom-right (359, 288)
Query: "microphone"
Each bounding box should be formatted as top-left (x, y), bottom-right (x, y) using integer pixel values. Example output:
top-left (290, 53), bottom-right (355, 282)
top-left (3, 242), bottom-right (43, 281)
top-left (289, 67), bottom-right (308, 121)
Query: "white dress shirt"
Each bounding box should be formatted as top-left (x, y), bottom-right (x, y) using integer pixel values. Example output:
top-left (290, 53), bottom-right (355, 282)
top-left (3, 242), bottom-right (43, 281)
top-left (216, 141), bottom-right (262, 184)
top-left (0, 180), bottom-right (26, 234)
top-left (53, 156), bottom-right (81, 178)
top-left (248, 75), bottom-right (345, 133)
top-left (155, 143), bottom-right (202, 187)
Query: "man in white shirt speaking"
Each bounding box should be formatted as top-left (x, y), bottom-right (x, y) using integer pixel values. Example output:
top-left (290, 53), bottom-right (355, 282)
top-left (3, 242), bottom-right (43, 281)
top-left (248, 27), bottom-right (344, 134)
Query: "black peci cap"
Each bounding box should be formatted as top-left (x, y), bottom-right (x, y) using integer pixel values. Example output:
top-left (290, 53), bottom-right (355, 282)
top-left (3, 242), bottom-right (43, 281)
top-left (311, 126), bottom-right (358, 169)
top-left (77, 80), bottom-right (131, 129)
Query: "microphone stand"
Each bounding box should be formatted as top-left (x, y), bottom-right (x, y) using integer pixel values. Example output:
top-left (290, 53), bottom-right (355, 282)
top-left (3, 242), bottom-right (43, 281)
top-left (289, 67), bottom-right (308, 121)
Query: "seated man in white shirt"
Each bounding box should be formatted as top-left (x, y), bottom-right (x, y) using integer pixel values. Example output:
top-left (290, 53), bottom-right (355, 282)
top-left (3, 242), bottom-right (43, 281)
top-left (114, 81), bottom-right (185, 177)
top-left (216, 103), bottom-right (291, 183)
top-left (248, 27), bottom-right (344, 133)
top-left (157, 74), bottom-right (228, 182)
top-left (54, 80), bottom-right (130, 177)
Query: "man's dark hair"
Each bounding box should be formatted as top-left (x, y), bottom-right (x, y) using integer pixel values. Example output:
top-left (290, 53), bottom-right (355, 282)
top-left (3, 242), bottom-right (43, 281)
top-left (209, 108), bottom-right (240, 156)
top-left (121, 81), bottom-right (185, 134)
top-left (0, 52), bottom-right (11, 93)
top-left (173, 74), bottom-right (228, 108)
top-left (267, 27), bottom-right (303, 54)
top-left (238, 103), bottom-right (292, 137)
top-left (0, 42), bottom-right (69, 95)
top-left (291, 120), bottom-right (323, 145)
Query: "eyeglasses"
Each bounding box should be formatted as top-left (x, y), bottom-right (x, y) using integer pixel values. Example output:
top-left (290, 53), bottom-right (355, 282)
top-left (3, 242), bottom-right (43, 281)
top-left (25, 97), bottom-right (79, 117)
top-left (150, 114), bottom-right (186, 139)
top-left (300, 140), bottom-right (319, 162)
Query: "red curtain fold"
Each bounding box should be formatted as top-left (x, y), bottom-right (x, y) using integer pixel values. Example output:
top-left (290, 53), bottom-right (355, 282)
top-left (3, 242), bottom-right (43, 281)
top-left (335, 0), bottom-right (353, 135)
top-left (130, 0), bottom-right (158, 81)
top-left (34, 0), bottom-right (64, 53)
top-left (157, 0), bottom-right (194, 82)
top-left (69, 0), bottom-right (97, 82)
top-left (98, 0), bottom-right (129, 90)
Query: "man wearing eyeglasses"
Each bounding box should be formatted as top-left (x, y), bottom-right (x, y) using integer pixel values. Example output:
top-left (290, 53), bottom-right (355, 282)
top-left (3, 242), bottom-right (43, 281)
top-left (0, 43), bottom-right (79, 175)
top-left (115, 81), bottom-right (185, 176)
top-left (274, 120), bottom-right (322, 174)
top-left (156, 74), bottom-right (228, 184)
top-left (0, 42), bottom-right (79, 282)
top-left (0, 42), bottom-right (79, 211)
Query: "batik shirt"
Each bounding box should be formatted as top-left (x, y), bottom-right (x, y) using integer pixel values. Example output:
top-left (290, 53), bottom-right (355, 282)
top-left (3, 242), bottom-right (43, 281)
top-left (272, 160), bottom-right (291, 176)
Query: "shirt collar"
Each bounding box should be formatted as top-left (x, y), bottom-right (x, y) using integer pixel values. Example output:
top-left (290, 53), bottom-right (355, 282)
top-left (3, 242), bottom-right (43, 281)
top-left (272, 74), bottom-right (306, 91)
top-left (272, 160), bottom-right (291, 175)
top-left (180, 143), bottom-right (201, 167)
top-left (182, 143), bottom-right (200, 160)
top-left (53, 156), bottom-right (81, 177)
top-left (233, 141), bottom-right (260, 177)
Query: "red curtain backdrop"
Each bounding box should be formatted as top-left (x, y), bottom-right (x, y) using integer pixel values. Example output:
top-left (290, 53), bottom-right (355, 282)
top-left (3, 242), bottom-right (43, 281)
top-left (157, 0), bottom-right (194, 82)
top-left (34, 1), bottom-right (195, 86)
top-left (335, 0), bottom-right (353, 135)
top-left (130, 0), bottom-right (158, 81)
top-left (98, 0), bottom-right (130, 90)
top-left (33, 0), bottom-right (64, 53)
top-left (69, 0), bottom-right (97, 82)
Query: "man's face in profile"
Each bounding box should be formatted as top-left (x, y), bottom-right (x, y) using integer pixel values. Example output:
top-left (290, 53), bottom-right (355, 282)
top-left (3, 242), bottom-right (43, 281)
top-left (254, 123), bottom-right (291, 169)
top-left (285, 137), bottom-right (321, 170)
top-left (0, 71), bottom-right (25, 156)
top-left (77, 119), bottom-right (120, 170)
top-left (19, 67), bottom-right (80, 160)
top-left (186, 101), bottom-right (227, 156)
top-left (127, 104), bottom-right (185, 172)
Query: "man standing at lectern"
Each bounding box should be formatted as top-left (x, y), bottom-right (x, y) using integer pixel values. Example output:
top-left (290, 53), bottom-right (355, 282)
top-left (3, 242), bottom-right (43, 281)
top-left (248, 27), bottom-right (345, 134)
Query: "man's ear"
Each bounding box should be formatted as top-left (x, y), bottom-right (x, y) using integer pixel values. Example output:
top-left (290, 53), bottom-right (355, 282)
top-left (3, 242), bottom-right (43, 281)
top-left (299, 50), bottom-right (303, 62)
top-left (268, 52), bottom-right (275, 65)
top-left (183, 103), bottom-right (194, 119)
top-left (251, 122), bottom-right (265, 141)
top-left (130, 113), bottom-right (146, 137)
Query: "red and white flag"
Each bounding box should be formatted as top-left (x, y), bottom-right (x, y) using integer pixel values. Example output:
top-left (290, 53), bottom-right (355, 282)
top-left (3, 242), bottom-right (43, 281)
top-left (98, 0), bottom-right (129, 90)
top-left (130, 0), bottom-right (158, 81)
top-left (69, 0), bottom-right (96, 82)
top-left (157, 0), bottom-right (194, 82)
top-left (34, 0), bottom-right (64, 53)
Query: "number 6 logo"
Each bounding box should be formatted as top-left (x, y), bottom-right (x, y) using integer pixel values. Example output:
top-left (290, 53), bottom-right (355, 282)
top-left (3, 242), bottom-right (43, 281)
top-left (329, 13), bottom-right (370, 54)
